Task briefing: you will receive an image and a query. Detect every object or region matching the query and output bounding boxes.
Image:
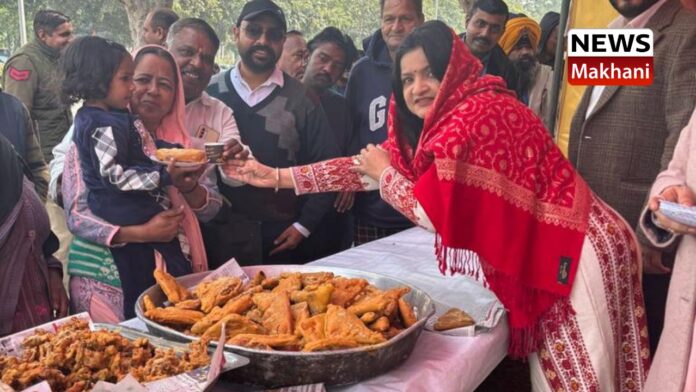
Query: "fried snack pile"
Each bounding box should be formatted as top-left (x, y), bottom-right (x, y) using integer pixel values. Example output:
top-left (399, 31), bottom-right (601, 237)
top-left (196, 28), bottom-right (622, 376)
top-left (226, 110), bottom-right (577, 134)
top-left (155, 148), bottom-right (206, 163)
top-left (144, 270), bottom-right (419, 352)
top-left (0, 318), bottom-right (210, 392)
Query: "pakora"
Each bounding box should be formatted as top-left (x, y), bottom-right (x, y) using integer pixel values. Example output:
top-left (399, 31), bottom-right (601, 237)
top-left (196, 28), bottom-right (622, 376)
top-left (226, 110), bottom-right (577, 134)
top-left (0, 318), bottom-right (210, 391)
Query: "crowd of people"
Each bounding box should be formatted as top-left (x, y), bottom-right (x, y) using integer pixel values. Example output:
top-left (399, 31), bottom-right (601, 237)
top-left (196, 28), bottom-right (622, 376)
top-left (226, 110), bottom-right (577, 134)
top-left (2, 0), bottom-right (696, 390)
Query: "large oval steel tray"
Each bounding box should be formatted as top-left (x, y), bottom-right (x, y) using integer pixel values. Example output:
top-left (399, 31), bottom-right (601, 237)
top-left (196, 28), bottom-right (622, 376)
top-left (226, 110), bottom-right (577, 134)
top-left (135, 264), bottom-right (435, 388)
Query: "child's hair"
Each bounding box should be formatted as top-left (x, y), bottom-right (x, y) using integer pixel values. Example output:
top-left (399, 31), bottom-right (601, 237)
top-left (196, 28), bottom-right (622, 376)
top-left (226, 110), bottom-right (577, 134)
top-left (60, 36), bottom-right (130, 105)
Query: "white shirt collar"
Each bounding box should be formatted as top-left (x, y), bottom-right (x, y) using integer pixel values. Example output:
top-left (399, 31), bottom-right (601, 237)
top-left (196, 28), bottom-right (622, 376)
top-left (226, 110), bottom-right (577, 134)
top-left (230, 61), bottom-right (284, 93)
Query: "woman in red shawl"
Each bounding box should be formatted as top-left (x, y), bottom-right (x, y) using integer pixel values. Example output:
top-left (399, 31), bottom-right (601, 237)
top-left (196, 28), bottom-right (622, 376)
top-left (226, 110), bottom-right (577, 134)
top-left (226, 21), bottom-right (649, 390)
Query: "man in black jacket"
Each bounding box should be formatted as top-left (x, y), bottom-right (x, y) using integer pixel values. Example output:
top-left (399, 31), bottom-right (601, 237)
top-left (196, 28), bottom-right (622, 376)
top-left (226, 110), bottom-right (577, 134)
top-left (460, 0), bottom-right (521, 98)
top-left (302, 27), bottom-right (359, 256)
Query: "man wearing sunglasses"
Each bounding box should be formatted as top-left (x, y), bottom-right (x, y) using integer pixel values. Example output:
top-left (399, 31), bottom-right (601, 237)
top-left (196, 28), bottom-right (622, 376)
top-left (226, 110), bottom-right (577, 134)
top-left (208, 0), bottom-right (339, 265)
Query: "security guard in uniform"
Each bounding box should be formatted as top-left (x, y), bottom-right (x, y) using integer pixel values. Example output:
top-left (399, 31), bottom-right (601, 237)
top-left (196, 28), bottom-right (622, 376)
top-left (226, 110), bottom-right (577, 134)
top-left (3, 10), bottom-right (73, 163)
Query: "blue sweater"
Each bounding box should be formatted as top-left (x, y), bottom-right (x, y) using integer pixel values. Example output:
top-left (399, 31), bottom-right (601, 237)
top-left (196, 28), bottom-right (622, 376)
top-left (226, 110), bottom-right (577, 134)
top-left (72, 106), bottom-right (171, 226)
top-left (346, 30), bottom-right (412, 229)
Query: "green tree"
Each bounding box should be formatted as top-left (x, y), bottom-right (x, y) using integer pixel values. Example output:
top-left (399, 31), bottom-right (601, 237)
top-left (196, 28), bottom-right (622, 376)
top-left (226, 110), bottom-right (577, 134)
top-left (0, 0), bottom-right (132, 51)
top-left (0, 0), bottom-right (563, 60)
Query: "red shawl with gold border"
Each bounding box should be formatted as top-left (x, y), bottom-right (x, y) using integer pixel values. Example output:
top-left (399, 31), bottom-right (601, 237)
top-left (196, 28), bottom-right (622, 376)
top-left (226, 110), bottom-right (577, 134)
top-left (383, 30), bottom-right (592, 357)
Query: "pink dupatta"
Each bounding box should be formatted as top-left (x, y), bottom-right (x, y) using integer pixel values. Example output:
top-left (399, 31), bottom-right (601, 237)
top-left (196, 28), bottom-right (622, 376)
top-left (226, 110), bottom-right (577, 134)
top-left (132, 45), bottom-right (208, 273)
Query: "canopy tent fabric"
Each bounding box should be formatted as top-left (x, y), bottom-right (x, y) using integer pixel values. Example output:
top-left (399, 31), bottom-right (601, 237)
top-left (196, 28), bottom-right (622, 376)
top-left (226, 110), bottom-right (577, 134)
top-left (554, 0), bottom-right (618, 156)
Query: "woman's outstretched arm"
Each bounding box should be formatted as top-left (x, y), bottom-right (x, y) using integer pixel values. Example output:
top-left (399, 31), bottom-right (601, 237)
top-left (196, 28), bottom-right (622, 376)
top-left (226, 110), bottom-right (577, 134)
top-left (221, 157), bottom-right (377, 194)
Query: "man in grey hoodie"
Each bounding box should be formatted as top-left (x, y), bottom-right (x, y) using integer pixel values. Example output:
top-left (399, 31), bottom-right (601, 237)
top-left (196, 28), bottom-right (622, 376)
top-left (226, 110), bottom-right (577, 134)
top-left (345, 0), bottom-right (423, 245)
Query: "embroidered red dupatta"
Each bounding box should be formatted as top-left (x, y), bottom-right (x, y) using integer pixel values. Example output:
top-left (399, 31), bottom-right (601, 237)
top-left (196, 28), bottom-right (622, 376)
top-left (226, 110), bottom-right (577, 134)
top-left (383, 31), bottom-right (592, 357)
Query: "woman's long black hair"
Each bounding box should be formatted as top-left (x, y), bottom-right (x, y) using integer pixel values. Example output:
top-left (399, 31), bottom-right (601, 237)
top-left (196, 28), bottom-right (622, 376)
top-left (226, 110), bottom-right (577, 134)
top-left (392, 20), bottom-right (453, 149)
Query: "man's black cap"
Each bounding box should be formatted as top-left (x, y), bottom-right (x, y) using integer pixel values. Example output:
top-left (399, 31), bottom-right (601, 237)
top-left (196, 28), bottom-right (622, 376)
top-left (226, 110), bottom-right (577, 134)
top-left (237, 0), bottom-right (287, 32)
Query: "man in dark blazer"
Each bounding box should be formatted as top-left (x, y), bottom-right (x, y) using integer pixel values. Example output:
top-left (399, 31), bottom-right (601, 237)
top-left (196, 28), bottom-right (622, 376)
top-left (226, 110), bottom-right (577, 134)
top-left (567, 0), bottom-right (696, 352)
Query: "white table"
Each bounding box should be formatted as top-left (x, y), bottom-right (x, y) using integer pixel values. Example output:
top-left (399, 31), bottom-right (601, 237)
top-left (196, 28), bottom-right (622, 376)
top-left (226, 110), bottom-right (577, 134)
top-left (124, 228), bottom-right (509, 392)
top-left (310, 227), bottom-right (508, 392)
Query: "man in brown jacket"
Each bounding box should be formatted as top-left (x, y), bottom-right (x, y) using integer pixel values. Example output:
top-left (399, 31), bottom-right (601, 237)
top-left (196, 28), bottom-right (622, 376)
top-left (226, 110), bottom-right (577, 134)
top-left (567, 0), bottom-right (696, 352)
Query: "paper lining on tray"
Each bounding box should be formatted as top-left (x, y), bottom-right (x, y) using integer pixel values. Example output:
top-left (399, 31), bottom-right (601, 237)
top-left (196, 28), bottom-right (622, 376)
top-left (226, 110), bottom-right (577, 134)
top-left (0, 313), bottom-right (237, 392)
top-left (201, 257), bottom-right (249, 283)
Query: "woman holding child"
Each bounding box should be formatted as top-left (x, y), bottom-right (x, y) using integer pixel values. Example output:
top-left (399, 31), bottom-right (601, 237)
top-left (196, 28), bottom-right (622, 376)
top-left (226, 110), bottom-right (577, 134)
top-left (58, 40), bottom-right (245, 320)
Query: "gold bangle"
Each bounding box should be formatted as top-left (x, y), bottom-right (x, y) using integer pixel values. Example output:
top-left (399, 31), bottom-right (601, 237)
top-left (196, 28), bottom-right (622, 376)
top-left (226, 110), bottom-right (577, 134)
top-left (275, 167), bottom-right (280, 193)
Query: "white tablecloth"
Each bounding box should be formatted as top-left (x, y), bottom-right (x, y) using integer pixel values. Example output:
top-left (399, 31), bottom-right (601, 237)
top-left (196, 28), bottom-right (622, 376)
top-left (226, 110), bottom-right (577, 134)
top-left (123, 227), bottom-right (509, 392)
top-left (310, 227), bottom-right (509, 392)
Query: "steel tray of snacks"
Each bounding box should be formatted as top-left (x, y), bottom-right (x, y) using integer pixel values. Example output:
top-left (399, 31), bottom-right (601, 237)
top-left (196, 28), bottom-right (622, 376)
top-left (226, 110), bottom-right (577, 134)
top-left (135, 265), bottom-right (435, 388)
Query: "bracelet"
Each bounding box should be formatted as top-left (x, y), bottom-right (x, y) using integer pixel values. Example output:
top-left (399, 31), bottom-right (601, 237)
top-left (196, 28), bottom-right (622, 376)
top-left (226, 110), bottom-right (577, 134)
top-left (182, 183), bottom-right (199, 195)
top-left (274, 167), bottom-right (280, 193)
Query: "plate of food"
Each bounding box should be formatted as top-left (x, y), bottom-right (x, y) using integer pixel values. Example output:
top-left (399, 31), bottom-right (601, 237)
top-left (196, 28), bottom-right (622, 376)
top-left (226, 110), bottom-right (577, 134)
top-left (0, 315), bottom-right (248, 392)
top-left (151, 148), bottom-right (207, 167)
top-left (135, 265), bottom-right (436, 388)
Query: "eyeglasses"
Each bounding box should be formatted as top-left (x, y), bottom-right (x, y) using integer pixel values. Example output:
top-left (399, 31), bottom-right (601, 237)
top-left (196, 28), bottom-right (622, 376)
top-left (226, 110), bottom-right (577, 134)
top-left (243, 24), bottom-right (284, 42)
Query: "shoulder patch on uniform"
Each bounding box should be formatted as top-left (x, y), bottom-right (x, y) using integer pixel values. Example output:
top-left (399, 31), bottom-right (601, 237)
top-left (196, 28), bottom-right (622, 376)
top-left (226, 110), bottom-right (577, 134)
top-left (8, 66), bottom-right (31, 81)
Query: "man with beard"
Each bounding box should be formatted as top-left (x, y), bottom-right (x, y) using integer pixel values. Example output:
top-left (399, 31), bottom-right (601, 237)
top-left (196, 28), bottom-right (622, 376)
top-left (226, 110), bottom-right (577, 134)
top-left (498, 16), bottom-right (553, 129)
top-left (278, 30), bottom-right (307, 80)
top-left (346, 0), bottom-right (423, 245)
top-left (461, 0), bottom-right (521, 98)
top-left (568, 0), bottom-right (696, 353)
top-left (301, 27), bottom-right (359, 255)
top-left (208, 0), bottom-right (339, 264)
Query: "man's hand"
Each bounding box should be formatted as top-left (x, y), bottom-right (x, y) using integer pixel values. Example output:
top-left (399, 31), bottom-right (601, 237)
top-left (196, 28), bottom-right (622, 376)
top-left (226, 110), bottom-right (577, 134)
top-left (223, 138), bottom-right (249, 161)
top-left (270, 225), bottom-right (305, 256)
top-left (641, 246), bottom-right (670, 275)
top-left (335, 192), bottom-right (354, 213)
top-left (48, 268), bottom-right (69, 318)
